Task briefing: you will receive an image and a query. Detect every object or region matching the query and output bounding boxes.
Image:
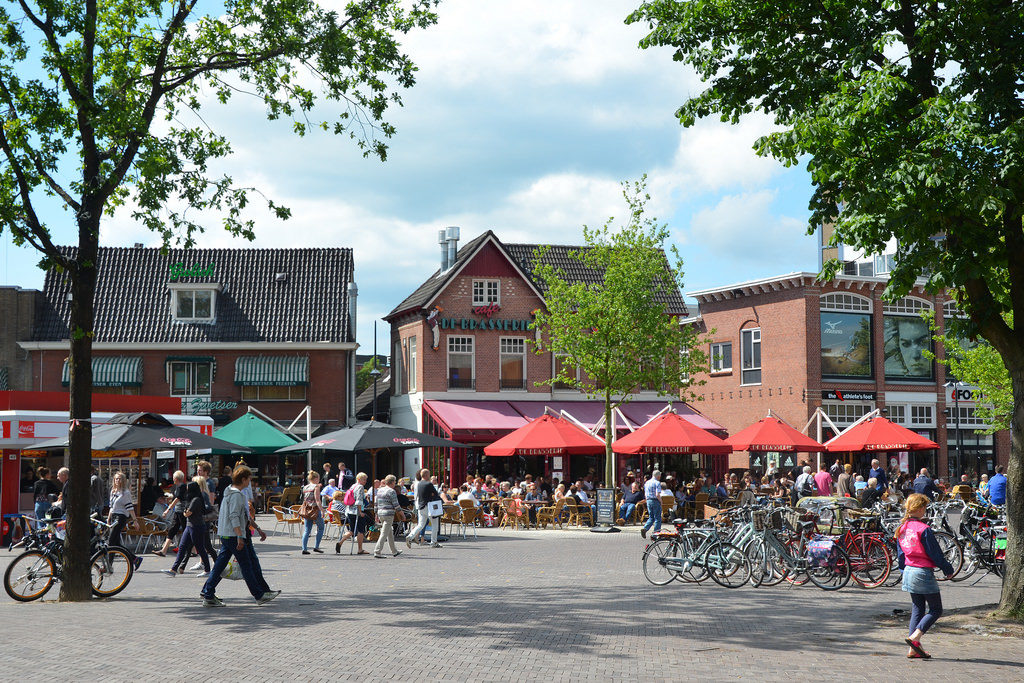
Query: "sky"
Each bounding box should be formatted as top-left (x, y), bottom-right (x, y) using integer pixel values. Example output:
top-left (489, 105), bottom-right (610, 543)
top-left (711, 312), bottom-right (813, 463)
top-left (0, 0), bottom-right (818, 354)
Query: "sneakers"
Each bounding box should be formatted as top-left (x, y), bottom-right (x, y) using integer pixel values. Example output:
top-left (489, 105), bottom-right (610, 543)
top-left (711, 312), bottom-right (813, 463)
top-left (312, 548), bottom-right (323, 554)
top-left (202, 596), bottom-right (225, 607)
top-left (640, 527), bottom-right (647, 539)
top-left (256, 590), bottom-right (281, 605)
top-left (373, 554), bottom-right (384, 559)
top-left (405, 536), bottom-right (412, 549)
top-left (301, 550), bottom-right (310, 555)
top-left (430, 543), bottom-right (442, 548)
top-left (196, 571), bottom-right (211, 578)
top-left (189, 562), bottom-right (203, 571)
top-left (161, 568), bottom-right (177, 577)
top-left (393, 550), bottom-right (402, 557)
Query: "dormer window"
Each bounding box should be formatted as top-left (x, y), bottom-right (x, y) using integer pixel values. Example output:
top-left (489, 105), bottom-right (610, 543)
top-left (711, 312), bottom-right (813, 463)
top-left (472, 279), bottom-right (500, 306)
top-left (168, 282), bottom-right (220, 322)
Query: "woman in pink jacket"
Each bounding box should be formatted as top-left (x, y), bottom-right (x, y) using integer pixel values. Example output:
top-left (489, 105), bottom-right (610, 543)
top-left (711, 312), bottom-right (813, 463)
top-left (896, 493), bottom-right (955, 658)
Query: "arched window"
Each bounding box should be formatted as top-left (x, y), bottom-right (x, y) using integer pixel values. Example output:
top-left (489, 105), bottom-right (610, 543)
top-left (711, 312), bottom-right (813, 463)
top-left (820, 292), bottom-right (872, 312)
top-left (943, 300), bottom-right (965, 319)
top-left (882, 296), bottom-right (932, 315)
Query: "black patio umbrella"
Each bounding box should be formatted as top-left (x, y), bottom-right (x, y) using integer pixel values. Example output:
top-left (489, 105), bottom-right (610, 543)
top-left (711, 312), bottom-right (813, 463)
top-left (275, 420), bottom-right (465, 481)
top-left (29, 412), bottom-right (250, 452)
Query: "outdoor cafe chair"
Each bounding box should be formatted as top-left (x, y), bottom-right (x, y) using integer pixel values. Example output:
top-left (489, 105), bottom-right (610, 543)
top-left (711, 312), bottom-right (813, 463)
top-left (575, 502), bottom-right (594, 527)
top-left (441, 504), bottom-right (461, 536)
top-left (127, 519), bottom-right (164, 554)
top-left (536, 497), bottom-right (566, 530)
top-left (660, 494), bottom-right (677, 522)
top-left (272, 506), bottom-right (302, 537)
top-left (457, 500), bottom-right (479, 540)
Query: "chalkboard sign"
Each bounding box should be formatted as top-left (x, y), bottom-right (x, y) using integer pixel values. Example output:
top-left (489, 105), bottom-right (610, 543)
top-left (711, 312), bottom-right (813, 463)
top-left (596, 488), bottom-right (615, 525)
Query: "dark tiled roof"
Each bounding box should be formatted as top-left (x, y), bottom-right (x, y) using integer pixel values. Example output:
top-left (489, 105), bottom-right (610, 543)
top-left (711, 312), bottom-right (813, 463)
top-left (355, 373), bottom-right (391, 420)
top-left (33, 247), bottom-right (354, 343)
top-left (387, 230), bottom-right (687, 318)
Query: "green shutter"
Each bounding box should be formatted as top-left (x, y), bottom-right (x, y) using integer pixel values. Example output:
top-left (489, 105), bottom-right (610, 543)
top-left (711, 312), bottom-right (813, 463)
top-left (61, 357), bottom-right (143, 387)
top-left (234, 356), bottom-right (309, 386)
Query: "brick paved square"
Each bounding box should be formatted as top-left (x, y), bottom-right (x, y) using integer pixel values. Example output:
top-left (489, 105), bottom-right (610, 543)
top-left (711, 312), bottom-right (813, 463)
top-left (1, 521), bottom-right (1021, 681)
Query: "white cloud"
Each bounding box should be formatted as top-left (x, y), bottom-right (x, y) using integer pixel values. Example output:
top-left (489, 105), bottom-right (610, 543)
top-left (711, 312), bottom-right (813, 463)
top-left (686, 190), bottom-right (806, 261)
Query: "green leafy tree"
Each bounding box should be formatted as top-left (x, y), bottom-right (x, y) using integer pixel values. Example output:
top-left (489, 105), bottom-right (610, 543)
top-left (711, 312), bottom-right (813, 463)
top-left (0, 0), bottom-right (438, 600)
top-left (531, 178), bottom-right (707, 488)
top-left (926, 311), bottom-right (1014, 434)
top-left (628, 0), bottom-right (1024, 618)
top-left (356, 356), bottom-right (385, 396)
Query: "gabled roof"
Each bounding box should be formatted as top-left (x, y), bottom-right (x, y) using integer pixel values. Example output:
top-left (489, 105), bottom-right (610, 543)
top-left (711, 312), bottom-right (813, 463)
top-left (33, 246), bottom-right (355, 343)
top-left (387, 231), bottom-right (688, 318)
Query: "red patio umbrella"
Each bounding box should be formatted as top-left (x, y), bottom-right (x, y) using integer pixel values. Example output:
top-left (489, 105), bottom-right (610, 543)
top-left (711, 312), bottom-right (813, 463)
top-left (483, 413), bottom-right (605, 456)
top-left (726, 416), bottom-right (825, 452)
top-left (613, 411), bottom-right (732, 455)
top-left (825, 416), bottom-right (938, 452)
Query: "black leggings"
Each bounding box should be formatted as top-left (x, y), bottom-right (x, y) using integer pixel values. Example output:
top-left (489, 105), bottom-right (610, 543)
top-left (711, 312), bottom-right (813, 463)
top-left (109, 513), bottom-right (128, 548)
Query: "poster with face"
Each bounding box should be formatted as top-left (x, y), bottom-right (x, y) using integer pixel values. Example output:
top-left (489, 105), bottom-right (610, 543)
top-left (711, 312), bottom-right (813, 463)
top-left (820, 312), bottom-right (872, 377)
top-left (884, 316), bottom-right (933, 378)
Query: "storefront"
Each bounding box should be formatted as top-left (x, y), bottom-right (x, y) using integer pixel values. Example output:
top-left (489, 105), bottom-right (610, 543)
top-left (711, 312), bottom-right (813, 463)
top-left (387, 230), bottom-right (723, 485)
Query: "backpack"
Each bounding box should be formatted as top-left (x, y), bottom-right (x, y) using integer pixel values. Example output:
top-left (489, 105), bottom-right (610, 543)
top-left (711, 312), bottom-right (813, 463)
top-left (797, 475), bottom-right (815, 499)
top-left (343, 486), bottom-right (356, 507)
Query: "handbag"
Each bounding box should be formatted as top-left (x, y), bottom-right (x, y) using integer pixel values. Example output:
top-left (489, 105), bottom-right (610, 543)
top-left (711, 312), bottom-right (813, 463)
top-left (298, 492), bottom-right (320, 521)
top-left (426, 500), bottom-right (444, 517)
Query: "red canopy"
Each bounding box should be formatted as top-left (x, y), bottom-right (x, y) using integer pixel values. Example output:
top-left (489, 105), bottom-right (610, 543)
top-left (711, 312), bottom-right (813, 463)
top-left (726, 416), bottom-right (825, 452)
top-left (613, 411), bottom-right (732, 455)
top-left (483, 414), bottom-right (605, 457)
top-left (825, 417), bottom-right (938, 452)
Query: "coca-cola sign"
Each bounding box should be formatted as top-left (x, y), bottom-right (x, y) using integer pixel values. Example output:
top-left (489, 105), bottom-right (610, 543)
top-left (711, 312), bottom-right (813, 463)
top-left (393, 437), bottom-right (420, 446)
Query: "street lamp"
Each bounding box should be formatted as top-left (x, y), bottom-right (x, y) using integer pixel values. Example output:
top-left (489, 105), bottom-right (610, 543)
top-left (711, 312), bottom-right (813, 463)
top-left (944, 380), bottom-right (965, 480)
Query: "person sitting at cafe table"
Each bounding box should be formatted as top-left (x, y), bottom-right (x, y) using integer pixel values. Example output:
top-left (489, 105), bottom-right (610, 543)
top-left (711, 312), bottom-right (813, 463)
top-left (471, 479), bottom-right (486, 500)
top-left (859, 478), bottom-right (886, 508)
top-left (321, 478), bottom-right (339, 506)
top-left (575, 482), bottom-right (592, 505)
top-left (715, 479), bottom-right (730, 500)
top-left (457, 484), bottom-right (480, 507)
top-left (524, 484), bottom-right (546, 523)
top-left (617, 482), bottom-right (644, 525)
top-left (553, 483), bottom-right (566, 501)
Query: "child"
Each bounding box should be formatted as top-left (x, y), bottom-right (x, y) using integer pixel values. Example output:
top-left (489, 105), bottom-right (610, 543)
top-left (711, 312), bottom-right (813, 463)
top-left (896, 493), bottom-right (955, 658)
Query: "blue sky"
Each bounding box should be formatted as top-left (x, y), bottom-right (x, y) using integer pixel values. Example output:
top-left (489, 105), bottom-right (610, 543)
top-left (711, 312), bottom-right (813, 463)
top-left (0, 0), bottom-right (817, 352)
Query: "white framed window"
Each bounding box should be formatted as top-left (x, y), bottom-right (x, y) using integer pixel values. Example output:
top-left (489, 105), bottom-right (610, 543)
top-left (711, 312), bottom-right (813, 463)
top-left (740, 328), bottom-right (761, 385)
top-left (172, 288), bottom-right (216, 321)
top-left (874, 254), bottom-right (895, 275)
top-left (882, 296), bottom-right (932, 315)
top-left (820, 292), bottom-right (872, 313)
top-left (943, 300), bottom-right (965, 319)
top-left (241, 385), bottom-right (306, 401)
top-left (949, 406), bottom-right (985, 428)
top-left (392, 341), bottom-right (403, 395)
top-left (910, 404), bottom-right (934, 427)
top-left (553, 354), bottom-right (579, 390)
top-left (408, 336), bottom-right (417, 392)
top-left (499, 337), bottom-right (526, 390)
top-left (887, 404), bottom-right (907, 425)
top-left (823, 402), bottom-right (873, 426)
top-left (472, 279), bottom-right (500, 306)
top-left (710, 342), bottom-right (732, 372)
top-left (447, 336), bottom-right (475, 390)
top-left (169, 361), bottom-right (212, 396)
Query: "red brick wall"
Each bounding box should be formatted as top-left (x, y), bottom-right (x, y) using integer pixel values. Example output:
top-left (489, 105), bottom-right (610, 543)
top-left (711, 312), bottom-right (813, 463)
top-left (31, 347), bottom-right (349, 425)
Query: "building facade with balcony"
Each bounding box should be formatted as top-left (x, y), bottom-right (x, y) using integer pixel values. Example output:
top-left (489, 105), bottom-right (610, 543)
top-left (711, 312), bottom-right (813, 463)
top-left (385, 229), bottom-right (723, 484)
top-left (19, 246), bottom-right (358, 437)
top-left (687, 272), bottom-right (1009, 480)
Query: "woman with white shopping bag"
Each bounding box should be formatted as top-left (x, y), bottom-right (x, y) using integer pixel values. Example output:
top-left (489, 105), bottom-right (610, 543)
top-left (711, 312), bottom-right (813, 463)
top-left (406, 468), bottom-right (444, 549)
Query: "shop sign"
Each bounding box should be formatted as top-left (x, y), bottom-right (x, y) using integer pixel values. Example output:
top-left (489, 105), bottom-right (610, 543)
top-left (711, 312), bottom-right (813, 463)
top-left (945, 385), bottom-right (982, 404)
top-left (471, 303), bottom-right (501, 318)
top-left (186, 397), bottom-right (238, 413)
top-left (595, 488), bottom-right (615, 525)
top-left (822, 390), bottom-right (876, 402)
top-left (437, 316), bottom-right (533, 332)
top-left (18, 421), bottom-right (35, 438)
top-left (169, 262), bottom-right (216, 281)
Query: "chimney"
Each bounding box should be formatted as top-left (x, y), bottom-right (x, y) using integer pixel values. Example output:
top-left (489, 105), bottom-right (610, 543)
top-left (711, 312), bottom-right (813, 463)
top-left (445, 226), bottom-right (460, 270)
top-left (438, 229), bottom-right (448, 271)
top-left (347, 281), bottom-right (358, 343)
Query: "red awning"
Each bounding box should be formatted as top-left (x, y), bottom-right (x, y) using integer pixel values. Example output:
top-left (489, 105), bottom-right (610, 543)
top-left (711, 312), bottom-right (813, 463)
top-left (423, 400), bottom-right (528, 442)
top-left (726, 416), bottom-right (825, 452)
top-left (825, 417), bottom-right (939, 452)
top-left (508, 401), bottom-right (724, 432)
top-left (612, 411), bottom-right (732, 455)
top-left (483, 414), bottom-right (605, 457)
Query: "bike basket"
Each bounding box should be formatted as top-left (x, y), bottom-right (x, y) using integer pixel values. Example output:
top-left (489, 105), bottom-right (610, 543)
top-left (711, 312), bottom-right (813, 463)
top-left (806, 539), bottom-right (835, 567)
top-left (751, 510), bottom-right (768, 532)
top-left (783, 510), bottom-right (815, 531)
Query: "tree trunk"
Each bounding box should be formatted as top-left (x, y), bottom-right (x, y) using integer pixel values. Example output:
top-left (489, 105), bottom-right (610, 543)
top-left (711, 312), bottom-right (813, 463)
top-left (997, 369), bottom-right (1024, 619)
top-left (603, 398), bottom-right (615, 488)
top-left (59, 215), bottom-right (99, 602)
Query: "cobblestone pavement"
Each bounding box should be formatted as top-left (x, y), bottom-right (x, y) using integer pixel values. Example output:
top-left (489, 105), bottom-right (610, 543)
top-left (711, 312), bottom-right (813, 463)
top-left (1, 519), bottom-right (1021, 681)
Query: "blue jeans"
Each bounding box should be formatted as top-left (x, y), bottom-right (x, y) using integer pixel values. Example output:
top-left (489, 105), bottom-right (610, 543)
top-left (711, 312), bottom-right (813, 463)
top-left (33, 501), bottom-right (51, 528)
top-left (643, 498), bottom-right (662, 533)
top-left (617, 503), bottom-right (636, 523)
top-left (172, 524), bottom-right (210, 572)
top-left (201, 537), bottom-right (264, 600)
top-left (909, 592), bottom-right (943, 636)
top-left (302, 516), bottom-right (324, 551)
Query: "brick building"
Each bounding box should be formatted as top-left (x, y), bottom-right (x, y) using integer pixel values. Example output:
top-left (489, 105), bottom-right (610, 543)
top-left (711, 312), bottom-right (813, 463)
top-left (0, 286), bottom-right (39, 391)
top-left (688, 272), bottom-right (1009, 479)
top-left (385, 229), bottom-right (723, 484)
top-left (17, 246), bottom-right (358, 483)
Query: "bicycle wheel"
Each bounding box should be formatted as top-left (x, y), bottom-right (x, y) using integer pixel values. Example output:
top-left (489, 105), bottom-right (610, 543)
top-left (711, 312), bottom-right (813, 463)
top-left (848, 536), bottom-right (891, 589)
top-left (90, 547), bottom-right (134, 598)
top-left (783, 537), bottom-right (811, 586)
top-left (807, 543), bottom-right (852, 591)
top-left (706, 542), bottom-right (752, 589)
top-left (642, 538), bottom-right (681, 586)
top-left (4, 550), bottom-right (57, 602)
top-left (932, 530), bottom-right (962, 580)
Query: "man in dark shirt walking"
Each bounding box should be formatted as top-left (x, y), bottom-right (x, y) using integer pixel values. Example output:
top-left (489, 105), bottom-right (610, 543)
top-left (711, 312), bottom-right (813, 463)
top-left (913, 468), bottom-right (942, 500)
top-left (868, 458), bottom-right (888, 491)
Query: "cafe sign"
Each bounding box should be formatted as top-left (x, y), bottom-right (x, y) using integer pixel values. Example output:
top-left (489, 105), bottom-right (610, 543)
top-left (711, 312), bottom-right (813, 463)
top-left (169, 262), bottom-right (216, 281)
top-left (185, 397), bottom-right (238, 414)
top-left (437, 316), bottom-right (533, 332)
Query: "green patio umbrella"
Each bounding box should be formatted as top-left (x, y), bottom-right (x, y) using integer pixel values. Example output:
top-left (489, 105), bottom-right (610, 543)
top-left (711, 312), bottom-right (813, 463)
top-left (212, 413), bottom-right (301, 486)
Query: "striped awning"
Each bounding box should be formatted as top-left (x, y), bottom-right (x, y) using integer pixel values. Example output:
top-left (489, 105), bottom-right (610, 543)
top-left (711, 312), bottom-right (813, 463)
top-left (234, 356), bottom-right (309, 386)
top-left (62, 356), bottom-right (143, 387)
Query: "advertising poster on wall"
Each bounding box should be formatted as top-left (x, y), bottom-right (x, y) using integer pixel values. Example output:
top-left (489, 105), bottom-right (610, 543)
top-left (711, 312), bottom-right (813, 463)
top-left (820, 312), bottom-right (872, 377)
top-left (883, 316), bottom-right (933, 379)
